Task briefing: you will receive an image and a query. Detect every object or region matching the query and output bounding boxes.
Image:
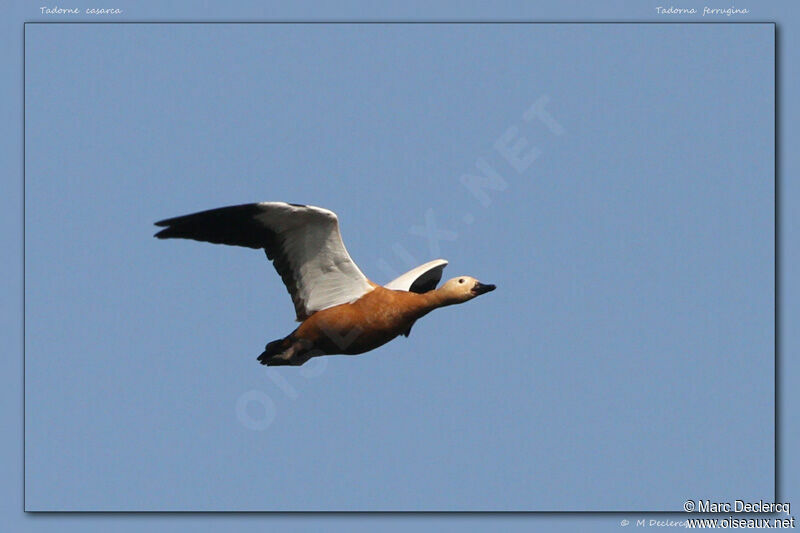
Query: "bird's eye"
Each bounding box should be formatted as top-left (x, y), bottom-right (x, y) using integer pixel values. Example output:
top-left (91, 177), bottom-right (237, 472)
top-left (458, 278), bottom-right (464, 284)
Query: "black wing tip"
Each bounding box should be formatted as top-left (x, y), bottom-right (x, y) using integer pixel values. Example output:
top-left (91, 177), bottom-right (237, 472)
top-left (154, 216), bottom-right (183, 240)
top-left (154, 219), bottom-right (171, 239)
top-left (154, 224), bottom-right (180, 239)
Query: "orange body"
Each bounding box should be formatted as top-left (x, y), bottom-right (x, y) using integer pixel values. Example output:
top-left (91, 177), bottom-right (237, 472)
top-left (257, 277), bottom-right (494, 366)
top-left (295, 286), bottom-right (442, 355)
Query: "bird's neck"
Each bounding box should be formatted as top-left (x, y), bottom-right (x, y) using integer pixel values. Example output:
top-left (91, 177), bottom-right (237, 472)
top-left (414, 289), bottom-right (458, 314)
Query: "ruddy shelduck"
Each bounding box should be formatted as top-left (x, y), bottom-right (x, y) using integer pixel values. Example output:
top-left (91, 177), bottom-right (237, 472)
top-left (155, 202), bottom-right (495, 366)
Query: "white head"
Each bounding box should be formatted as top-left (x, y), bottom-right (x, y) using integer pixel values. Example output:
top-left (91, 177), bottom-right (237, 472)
top-left (437, 276), bottom-right (496, 304)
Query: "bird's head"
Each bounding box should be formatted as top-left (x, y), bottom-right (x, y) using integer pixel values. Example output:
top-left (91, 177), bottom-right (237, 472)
top-left (438, 276), bottom-right (496, 304)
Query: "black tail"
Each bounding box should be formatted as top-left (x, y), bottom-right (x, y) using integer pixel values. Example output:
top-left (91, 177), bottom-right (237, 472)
top-left (257, 335), bottom-right (315, 366)
top-left (257, 337), bottom-right (289, 365)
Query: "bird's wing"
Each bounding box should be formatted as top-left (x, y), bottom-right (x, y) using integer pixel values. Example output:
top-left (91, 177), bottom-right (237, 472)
top-left (384, 259), bottom-right (448, 293)
top-left (155, 202), bottom-right (374, 321)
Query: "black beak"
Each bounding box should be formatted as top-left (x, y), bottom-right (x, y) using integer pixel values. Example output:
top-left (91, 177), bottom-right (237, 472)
top-left (472, 282), bottom-right (496, 296)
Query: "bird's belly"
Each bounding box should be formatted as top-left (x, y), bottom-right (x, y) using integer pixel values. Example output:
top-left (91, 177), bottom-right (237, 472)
top-left (340, 329), bottom-right (399, 355)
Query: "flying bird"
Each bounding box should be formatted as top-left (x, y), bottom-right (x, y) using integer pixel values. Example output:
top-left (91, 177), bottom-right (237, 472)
top-left (154, 202), bottom-right (495, 366)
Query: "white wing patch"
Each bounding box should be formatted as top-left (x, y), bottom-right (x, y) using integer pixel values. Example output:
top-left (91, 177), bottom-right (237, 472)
top-left (250, 202), bottom-right (375, 319)
top-left (384, 259), bottom-right (449, 293)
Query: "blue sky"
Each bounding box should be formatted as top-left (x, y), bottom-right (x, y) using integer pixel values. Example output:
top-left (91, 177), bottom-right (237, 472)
top-left (18, 14), bottom-right (777, 521)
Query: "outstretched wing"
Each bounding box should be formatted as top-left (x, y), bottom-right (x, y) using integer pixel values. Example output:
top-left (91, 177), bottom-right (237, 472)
top-left (384, 259), bottom-right (448, 293)
top-left (155, 202), bottom-right (374, 321)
